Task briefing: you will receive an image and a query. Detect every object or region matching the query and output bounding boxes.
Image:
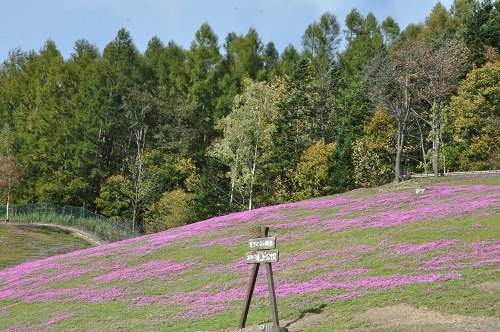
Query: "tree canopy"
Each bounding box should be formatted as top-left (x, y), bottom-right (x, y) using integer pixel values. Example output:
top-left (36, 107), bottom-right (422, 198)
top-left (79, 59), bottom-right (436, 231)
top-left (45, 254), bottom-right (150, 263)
top-left (1, 1), bottom-right (498, 232)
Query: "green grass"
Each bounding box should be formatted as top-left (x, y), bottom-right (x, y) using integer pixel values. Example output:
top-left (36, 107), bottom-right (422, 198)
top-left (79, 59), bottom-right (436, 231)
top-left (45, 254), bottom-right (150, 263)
top-left (0, 175), bottom-right (499, 331)
top-left (0, 224), bottom-right (93, 269)
top-left (6, 213), bottom-right (139, 242)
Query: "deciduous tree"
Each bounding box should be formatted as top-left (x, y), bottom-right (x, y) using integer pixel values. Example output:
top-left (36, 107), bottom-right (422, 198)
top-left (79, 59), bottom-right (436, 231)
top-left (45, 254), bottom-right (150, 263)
top-left (0, 156), bottom-right (22, 221)
top-left (210, 78), bottom-right (283, 210)
top-left (367, 41), bottom-right (420, 181)
top-left (352, 109), bottom-right (396, 187)
top-left (292, 140), bottom-right (336, 200)
top-left (448, 60), bottom-right (500, 170)
top-left (412, 38), bottom-right (470, 176)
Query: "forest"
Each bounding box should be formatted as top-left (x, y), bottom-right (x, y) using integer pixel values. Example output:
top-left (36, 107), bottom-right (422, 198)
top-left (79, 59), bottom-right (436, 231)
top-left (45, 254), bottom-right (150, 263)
top-left (0, 0), bottom-right (498, 233)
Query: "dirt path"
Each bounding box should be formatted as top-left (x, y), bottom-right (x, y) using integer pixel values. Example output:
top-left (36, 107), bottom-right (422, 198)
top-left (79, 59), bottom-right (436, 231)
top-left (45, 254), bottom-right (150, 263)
top-left (357, 304), bottom-right (500, 331)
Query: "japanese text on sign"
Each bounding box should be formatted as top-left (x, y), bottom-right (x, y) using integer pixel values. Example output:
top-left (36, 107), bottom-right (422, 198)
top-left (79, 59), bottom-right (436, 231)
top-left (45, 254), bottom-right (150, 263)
top-left (248, 236), bottom-right (276, 250)
top-left (246, 250), bottom-right (279, 264)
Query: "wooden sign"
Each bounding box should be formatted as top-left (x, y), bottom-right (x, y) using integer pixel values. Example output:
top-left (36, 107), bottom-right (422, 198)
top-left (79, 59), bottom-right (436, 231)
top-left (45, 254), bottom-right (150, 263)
top-left (246, 250), bottom-right (279, 264)
top-left (240, 226), bottom-right (288, 332)
top-left (248, 236), bottom-right (276, 250)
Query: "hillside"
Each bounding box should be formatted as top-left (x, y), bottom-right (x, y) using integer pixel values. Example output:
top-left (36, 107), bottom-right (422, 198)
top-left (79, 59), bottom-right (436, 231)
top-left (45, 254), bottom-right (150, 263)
top-left (0, 224), bottom-right (94, 269)
top-left (0, 175), bottom-right (499, 331)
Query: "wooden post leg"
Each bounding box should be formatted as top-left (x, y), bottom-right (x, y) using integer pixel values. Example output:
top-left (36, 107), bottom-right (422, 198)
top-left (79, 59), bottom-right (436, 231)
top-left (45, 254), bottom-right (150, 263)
top-left (265, 262), bottom-right (280, 332)
top-left (239, 262), bottom-right (260, 329)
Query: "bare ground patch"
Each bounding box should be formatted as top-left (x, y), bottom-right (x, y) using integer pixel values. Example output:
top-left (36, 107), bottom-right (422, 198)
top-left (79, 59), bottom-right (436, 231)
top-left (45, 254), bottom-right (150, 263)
top-left (357, 304), bottom-right (500, 331)
top-left (476, 281), bottom-right (500, 293)
top-left (231, 312), bottom-right (328, 332)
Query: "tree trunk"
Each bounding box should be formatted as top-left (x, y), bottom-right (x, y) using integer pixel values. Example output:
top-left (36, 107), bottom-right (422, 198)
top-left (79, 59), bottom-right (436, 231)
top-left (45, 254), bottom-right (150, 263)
top-left (395, 115), bottom-right (407, 182)
top-left (432, 102), bottom-right (441, 177)
top-left (395, 134), bottom-right (404, 182)
top-left (248, 143), bottom-right (259, 211)
top-left (6, 193), bottom-right (9, 222)
top-left (230, 151), bottom-right (240, 206)
top-left (416, 117), bottom-right (428, 173)
top-left (395, 75), bottom-right (410, 181)
top-left (248, 192), bottom-right (253, 211)
top-left (229, 179), bottom-right (235, 205)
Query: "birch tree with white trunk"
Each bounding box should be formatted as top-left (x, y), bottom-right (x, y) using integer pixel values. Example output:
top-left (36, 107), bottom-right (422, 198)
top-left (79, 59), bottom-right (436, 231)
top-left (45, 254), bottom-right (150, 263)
top-left (210, 78), bottom-right (283, 210)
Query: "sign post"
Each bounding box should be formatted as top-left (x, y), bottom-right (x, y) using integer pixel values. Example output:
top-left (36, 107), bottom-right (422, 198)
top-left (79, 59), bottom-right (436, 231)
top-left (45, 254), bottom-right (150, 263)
top-left (239, 226), bottom-right (288, 332)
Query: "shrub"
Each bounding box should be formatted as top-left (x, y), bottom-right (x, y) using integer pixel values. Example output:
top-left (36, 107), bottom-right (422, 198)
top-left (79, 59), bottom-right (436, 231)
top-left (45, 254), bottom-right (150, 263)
top-left (144, 189), bottom-right (195, 233)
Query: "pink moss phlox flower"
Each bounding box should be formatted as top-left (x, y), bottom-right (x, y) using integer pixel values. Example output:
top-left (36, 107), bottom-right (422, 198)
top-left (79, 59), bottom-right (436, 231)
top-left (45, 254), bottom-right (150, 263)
top-left (0, 236), bottom-right (140, 284)
top-left (424, 184), bottom-right (493, 197)
top-left (418, 239), bottom-right (500, 271)
top-left (344, 192), bottom-right (413, 212)
top-left (0, 179), bottom-right (497, 319)
top-left (93, 260), bottom-right (193, 283)
top-left (279, 234), bottom-right (303, 241)
top-left (273, 215), bottom-right (323, 229)
top-left (393, 240), bottom-right (458, 255)
top-left (173, 269), bottom-right (454, 308)
top-left (0, 289), bottom-right (15, 300)
top-left (1, 285), bottom-right (125, 303)
top-left (196, 235), bottom-right (248, 248)
top-left (257, 212), bottom-right (287, 222)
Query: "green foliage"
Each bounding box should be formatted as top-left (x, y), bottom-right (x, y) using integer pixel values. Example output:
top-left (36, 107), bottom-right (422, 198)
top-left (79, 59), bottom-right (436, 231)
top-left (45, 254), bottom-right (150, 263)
top-left (261, 42), bottom-right (280, 79)
top-left (210, 78), bottom-right (284, 210)
top-left (266, 58), bottom-right (316, 203)
top-left (0, 156), bottom-right (22, 203)
top-left (292, 141), bottom-right (336, 200)
top-left (381, 16), bottom-right (400, 45)
top-left (302, 12), bottom-right (340, 63)
top-left (353, 110), bottom-right (396, 187)
top-left (345, 8), bottom-right (364, 44)
top-left (423, 2), bottom-right (450, 40)
top-left (279, 45), bottom-right (301, 75)
top-left (0, 124), bottom-right (14, 156)
top-left (328, 135), bottom-right (356, 193)
top-left (143, 189), bottom-right (195, 233)
top-left (0, 5), bottom-right (496, 233)
top-left (95, 175), bottom-right (132, 220)
top-left (461, 0), bottom-right (500, 65)
top-left (448, 60), bottom-right (500, 170)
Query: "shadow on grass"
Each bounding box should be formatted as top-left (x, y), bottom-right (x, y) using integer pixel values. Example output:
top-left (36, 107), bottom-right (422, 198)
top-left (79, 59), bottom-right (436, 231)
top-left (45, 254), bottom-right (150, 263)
top-left (284, 303), bottom-right (327, 328)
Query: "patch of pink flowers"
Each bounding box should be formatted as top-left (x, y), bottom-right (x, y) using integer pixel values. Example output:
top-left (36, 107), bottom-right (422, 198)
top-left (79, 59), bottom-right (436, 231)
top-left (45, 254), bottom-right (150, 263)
top-left (195, 235), bottom-right (247, 248)
top-left (93, 260), bottom-right (193, 283)
top-left (0, 178), bottom-right (498, 323)
top-left (392, 240), bottom-right (458, 255)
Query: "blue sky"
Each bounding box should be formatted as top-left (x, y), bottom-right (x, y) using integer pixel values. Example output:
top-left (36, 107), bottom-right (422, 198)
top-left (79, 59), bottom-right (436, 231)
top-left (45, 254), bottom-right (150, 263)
top-left (1, 0), bottom-right (453, 60)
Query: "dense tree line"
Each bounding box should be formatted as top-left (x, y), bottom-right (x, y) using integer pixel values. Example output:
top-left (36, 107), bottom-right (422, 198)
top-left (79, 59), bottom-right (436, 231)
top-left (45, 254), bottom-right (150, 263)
top-left (0, 0), bottom-right (498, 232)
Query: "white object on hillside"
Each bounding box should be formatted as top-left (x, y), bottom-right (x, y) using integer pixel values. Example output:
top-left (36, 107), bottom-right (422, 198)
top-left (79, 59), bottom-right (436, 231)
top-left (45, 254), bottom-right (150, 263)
top-left (415, 187), bottom-right (426, 194)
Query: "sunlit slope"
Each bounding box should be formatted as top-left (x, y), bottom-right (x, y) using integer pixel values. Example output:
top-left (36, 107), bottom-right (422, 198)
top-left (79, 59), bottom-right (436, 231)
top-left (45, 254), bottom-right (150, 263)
top-left (0, 175), bottom-right (499, 331)
top-left (0, 224), bottom-right (93, 269)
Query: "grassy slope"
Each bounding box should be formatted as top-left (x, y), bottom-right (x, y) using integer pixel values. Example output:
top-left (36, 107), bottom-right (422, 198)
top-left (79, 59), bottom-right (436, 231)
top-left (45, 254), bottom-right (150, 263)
top-left (0, 224), bottom-right (93, 269)
top-left (0, 175), bottom-right (499, 331)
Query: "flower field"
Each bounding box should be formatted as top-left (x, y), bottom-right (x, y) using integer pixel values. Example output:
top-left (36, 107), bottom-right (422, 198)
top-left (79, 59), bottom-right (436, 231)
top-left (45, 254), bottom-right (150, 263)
top-left (1, 175), bottom-right (499, 331)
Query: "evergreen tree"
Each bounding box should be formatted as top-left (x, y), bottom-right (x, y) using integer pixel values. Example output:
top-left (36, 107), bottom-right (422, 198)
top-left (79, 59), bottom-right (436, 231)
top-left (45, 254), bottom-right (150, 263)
top-left (462, 0), bottom-right (499, 65)
top-left (187, 23), bottom-right (222, 156)
top-left (302, 12), bottom-right (341, 141)
top-left (279, 44), bottom-right (301, 76)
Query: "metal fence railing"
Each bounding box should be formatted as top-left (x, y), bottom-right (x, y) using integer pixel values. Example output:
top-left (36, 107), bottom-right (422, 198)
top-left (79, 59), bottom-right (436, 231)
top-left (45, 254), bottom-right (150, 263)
top-left (408, 169), bottom-right (500, 178)
top-left (0, 203), bottom-right (139, 243)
